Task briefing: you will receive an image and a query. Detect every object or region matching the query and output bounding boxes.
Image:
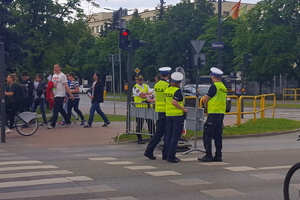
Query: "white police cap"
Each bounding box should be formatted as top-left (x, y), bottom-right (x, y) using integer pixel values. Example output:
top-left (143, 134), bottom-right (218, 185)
top-left (159, 67), bottom-right (171, 74)
top-left (210, 67), bottom-right (223, 76)
top-left (171, 72), bottom-right (183, 82)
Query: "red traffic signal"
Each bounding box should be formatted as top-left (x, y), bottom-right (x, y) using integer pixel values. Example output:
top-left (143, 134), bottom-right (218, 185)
top-left (119, 28), bottom-right (131, 51)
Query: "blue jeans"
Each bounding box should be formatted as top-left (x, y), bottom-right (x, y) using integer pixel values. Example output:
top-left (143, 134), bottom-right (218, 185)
top-left (87, 102), bottom-right (109, 126)
top-left (165, 115), bottom-right (185, 160)
top-left (32, 98), bottom-right (47, 124)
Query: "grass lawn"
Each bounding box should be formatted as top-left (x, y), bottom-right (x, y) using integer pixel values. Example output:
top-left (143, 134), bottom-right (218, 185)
top-left (116, 118), bottom-right (300, 142)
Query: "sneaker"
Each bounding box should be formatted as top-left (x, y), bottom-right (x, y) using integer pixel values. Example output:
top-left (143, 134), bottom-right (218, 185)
top-left (80, 119), bottom-right (86, 126)
top-left (137, 140), bottom-right (145, 144)
top-left (84, 124), bottom-right (91, 128)
top-left (5, 128), bottom-right (13, 134)
top-left (47, 125), bottom-right (54, 129)
top-left (198, 155), bottom-right (213, 162)
top-left (57, 121), bottom-right (64, 125)
top-left (62, 123), bottom-right (71, 128)
top-left (102, 121), bottom-right (110, 127)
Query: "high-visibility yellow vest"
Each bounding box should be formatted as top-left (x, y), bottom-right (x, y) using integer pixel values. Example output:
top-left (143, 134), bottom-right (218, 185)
top-left (154, 80), bottom-right (169, 113)
top-left (133, 84), bottom-right (148, 108)
top-left (165, 86), bottom-right (184, 116)
top-left (208, 82), bottom-right (227, 114)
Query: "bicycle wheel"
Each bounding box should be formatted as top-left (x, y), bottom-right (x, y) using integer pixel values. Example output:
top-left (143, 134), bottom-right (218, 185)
top-left (283, 162), bottom-right (300, 200)
top-left (15, 116), bottom-right (38, 136)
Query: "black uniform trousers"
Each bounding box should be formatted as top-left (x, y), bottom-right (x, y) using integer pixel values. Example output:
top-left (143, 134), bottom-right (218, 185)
top-left (165, 115), bottom-right (185, 160)
top-left (145, 112), bottom-right (167, 158)
top-left (203, 113), bottom-right (224, 158)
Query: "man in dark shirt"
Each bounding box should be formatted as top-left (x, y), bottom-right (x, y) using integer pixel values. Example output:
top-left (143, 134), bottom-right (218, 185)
top-left (20, 70), bottom-right (34, 111)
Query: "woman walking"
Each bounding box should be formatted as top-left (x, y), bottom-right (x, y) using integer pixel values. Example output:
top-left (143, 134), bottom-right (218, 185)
top-left (5, 73), bottom-right (22, 134)
top-left (84, 72), bottom-right (110, 128)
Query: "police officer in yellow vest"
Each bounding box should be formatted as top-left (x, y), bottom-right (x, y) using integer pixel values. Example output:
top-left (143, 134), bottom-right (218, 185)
top-left (133, 74), bottom-right (155, 144)
top-left (144, 67), bottom-right (171, 160)
top-left (164, 72), bottom-right (188, 163)
top-left (198, 67), bottom-right (227, 162)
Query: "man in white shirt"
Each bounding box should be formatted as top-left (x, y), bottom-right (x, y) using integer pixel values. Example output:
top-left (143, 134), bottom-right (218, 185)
top-left (47, 64), bottom-right (74, 129)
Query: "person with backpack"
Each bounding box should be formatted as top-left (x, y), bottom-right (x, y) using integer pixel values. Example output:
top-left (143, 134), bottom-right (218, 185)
top-left (20, 70), bottom-right (34, 111)
top-left (31, 74), bottom-right (48, 126)
top-left (5, 73), bottom-right (23, 134)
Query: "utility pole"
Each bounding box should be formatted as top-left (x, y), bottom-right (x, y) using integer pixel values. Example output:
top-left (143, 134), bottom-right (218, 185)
top-left (217, 0), bottom-right (223, 70)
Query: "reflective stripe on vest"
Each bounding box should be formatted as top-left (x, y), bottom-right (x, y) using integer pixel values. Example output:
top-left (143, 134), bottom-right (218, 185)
top-left (133, 84), bottom-right (148, 108)
top-left (154, 80), bottom-right (169, 112)
top-left (165, 86), bottom-right (184, 116)
top-left (208, 82), bottom-right (227, 114)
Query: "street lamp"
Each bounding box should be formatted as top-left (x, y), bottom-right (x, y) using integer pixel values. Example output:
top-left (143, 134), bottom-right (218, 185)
top-left (217, 0), bottom-right (223, 70)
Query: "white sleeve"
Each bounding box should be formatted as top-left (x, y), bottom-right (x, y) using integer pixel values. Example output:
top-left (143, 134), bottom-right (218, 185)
top-left (132, 86), bottom-right (141, 97)
top-left (61, 74), bottom-right (68, 84)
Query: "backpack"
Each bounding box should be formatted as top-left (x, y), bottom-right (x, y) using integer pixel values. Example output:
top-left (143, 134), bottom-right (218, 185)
top-left (19, 83), bottom-right (29, 99)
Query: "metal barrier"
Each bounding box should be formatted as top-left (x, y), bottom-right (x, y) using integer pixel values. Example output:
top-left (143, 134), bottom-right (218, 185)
top-left (282, 88), bottom-right (300, 100)
top-left (117, 102), bottom-right (204, 143)
top-left (197, 94), bottom-right (276, 127)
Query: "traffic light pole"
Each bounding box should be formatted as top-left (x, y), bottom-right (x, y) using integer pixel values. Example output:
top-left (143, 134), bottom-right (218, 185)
top-left (0, 43), bottom-right (5, 143)
top-left (217, 0), bottom-right (223, 70)
top-left (126, 47), bottom-right (133, 133)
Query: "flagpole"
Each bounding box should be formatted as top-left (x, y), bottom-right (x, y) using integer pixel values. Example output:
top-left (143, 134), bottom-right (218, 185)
top-left (217, 0), bottom-right (223, 70)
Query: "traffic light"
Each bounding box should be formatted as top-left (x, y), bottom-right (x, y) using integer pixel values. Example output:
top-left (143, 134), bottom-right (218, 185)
top-left (244, 53), bottom-right (253, 66)
top-left (119, 28), bottom-right (131, 51)
top-left (132, 39), bottom-right (146, 50)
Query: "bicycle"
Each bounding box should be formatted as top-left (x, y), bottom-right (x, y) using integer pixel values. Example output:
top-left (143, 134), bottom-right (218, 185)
top-left (4, 111), bottom-right (39, 136)
top-left (283, 135), bottom-right (300, 200)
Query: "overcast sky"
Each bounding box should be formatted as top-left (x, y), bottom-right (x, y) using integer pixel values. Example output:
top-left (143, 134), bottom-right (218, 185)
top-left (78, 0), bottom-right (261, 15)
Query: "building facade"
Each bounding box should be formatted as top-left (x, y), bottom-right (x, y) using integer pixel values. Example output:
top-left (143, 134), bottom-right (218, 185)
top-left (88, 0), bottom-right (256, 36)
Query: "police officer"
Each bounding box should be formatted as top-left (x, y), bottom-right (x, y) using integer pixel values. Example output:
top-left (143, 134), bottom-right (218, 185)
top-left (144, 67), bottom-right (171, 160)
top-left (198, 67), bottom-right (227, 162)
top-left (132, 74), bottom-right (155, 144)
top-left (164, 72), bottom-right (188, 163)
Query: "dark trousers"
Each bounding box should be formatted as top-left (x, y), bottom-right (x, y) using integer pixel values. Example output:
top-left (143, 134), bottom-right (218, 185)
top-left (67, 98), bottom-right (84, 121)
top-left (23, 98), bottom-right (33, 112)
top-left (87, 102), bottom-right (109, 126)
top-left (165, 115), bottom-right (185, 159)
top-left (145, 112), bottom-right (167, 157)
top-left (32, 98), bottom-right (47, 124)
top-left (202, 114), bottom-right (224, 157)
top-left (136, 117), bottom-right (155, 141)
top-left (5, 101), bottom-right (22, 129)
top-left (51, 97), bottom-right (71, 127)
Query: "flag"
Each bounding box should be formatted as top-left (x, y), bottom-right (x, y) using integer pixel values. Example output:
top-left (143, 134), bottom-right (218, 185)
top-left (231, 0), bottom-right (241, 19)
top-left (239, 5), bottom-right (248, 20)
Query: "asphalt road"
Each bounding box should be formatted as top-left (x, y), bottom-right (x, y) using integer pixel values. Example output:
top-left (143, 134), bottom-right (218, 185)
top-left (1, 131), bottom-right (300, 200)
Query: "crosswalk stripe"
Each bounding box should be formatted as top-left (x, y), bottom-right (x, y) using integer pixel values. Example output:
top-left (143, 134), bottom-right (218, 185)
top-left (0, 165), bottom-right (58, 172)
top-left (0, 185), bottom-right (116, 199)
top-left (0, 170), bottom-right (73, 179)
top-left (0, 160), bottom-right (42, 166)
top-left (0, 176), bottom-right (92, 188)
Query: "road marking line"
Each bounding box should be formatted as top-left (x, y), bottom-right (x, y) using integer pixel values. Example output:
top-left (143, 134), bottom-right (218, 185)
top-left (0, 170), bottom-right (73, 179)
top-left (0, 185), bottom-right (116, 199)
top-left (223, 166), bottom-right (258, 172)
top-left (258, 166), bottom-right (291, 170)
top-left (105, 161), bottom-right (134, 165)
top-left (124, 166), bottom-right (157, 170)
top-left (145, 171), bottom-right (182, 176)
top-left (0, 165), bottom-right (58, 172)
top-left (0, 160), bottom-right (42, 166)
top-left (0, 176), bottom-right (92, 188)
top-left (88, 157), bottom-right (117, 161)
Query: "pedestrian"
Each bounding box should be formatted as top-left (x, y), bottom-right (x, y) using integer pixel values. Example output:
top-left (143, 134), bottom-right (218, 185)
top-left (132, 74), bottom-right (155, 144)
top-left (47, 64), bottom-right (74, 129)
top-left (66, 72), bottom-right (85, 125)
top-left (164, 72), bottom-right (188, 163)
top-left (198, 67), bottom-right (227, 162)
top-left (31, 74), bottom-right (48, 126)
top-left (20, 70), bottom-right (34, 111)
top-left (4, 73), bottom-right (22, 134)
top-left (144, 67), bottom-right (171, 160)
top-left (84, 71), bottom-right (110, 128)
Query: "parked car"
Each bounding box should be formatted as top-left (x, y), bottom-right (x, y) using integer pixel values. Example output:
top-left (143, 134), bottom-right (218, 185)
top-left (79, 85), bottom-right (91, 94)
top-left (183, 84), bottom-right (231, 112)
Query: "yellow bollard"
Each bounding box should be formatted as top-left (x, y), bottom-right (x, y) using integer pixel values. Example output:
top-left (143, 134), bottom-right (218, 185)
top-left (103, 90), bottom-right (106, 99)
